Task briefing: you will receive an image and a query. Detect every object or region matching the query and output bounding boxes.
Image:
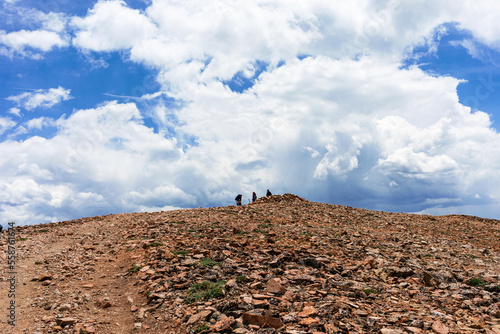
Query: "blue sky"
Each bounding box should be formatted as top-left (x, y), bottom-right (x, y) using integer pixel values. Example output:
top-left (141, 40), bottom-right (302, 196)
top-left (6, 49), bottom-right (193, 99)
top-left (1, 0), bottom-right (500, 225)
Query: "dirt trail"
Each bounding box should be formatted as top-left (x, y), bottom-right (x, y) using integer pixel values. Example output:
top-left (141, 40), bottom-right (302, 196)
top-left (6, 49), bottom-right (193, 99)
top-left (0, 218), bottom-right (147, 334)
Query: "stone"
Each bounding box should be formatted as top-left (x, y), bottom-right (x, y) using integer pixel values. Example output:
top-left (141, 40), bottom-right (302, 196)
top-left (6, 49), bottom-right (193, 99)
top-left (380, 329), bottom-right (403, 334)
top-left (266, 278), bottom-right (286, 294)
top-left (55, 317), bottom-right (77, 327)
top-left (213, 315), bottom-right (235, 332)
top-left (38, 274), bottom-right (52, 281)
top-left (282, 290), bottom-right (296, 302)
top-left (488, 303), bottom-right (500, 318)
top-left (298, 306), bottom-right (318, 318)
top-left (242, 312), bottom-right (283, 329)
top-left (186, 310), bottom-right (212, 325)
top-left (299, 317), bottom-right (320, 326)
top-left (431, 320), bottom-right (449, 334)
top-left (96, 297), bottom-right (112, 309)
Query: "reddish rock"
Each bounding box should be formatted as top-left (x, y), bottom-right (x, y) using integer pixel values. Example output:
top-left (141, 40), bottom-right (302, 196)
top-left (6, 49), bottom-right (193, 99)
top-left (186, 310), bottom-right (212, 325)
top-left (431, 320), bottom-right (449, 334)
top-left (298, 306), bottom-right (318, 318)
top-left (266, 278), bottom-right (286, 294)
top-left (242, 312), bottom-right (283, 329)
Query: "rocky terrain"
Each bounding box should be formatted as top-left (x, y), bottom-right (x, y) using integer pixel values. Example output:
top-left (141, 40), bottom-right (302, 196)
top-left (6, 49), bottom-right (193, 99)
top-left (0, 194), bottom-right (499, 334)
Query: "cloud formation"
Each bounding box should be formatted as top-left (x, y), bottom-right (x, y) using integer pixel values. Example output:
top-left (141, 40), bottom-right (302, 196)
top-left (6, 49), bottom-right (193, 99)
top-left (6, 86), bottom-right (72, 111)
top-left (1, 0), bottom-right (500, 225)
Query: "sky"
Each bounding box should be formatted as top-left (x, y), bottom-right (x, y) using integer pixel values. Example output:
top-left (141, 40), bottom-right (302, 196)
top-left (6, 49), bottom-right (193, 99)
top-left (1, 0), bottom-right (500, 226)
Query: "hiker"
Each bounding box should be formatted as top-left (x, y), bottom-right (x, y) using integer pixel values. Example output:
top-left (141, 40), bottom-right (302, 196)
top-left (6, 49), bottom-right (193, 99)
top-left (252, 192), bottom-right (257, 202)
top-left (235, 194), bottom-right (242, 206)
top-left (266, 189), bottom-right (272, 197)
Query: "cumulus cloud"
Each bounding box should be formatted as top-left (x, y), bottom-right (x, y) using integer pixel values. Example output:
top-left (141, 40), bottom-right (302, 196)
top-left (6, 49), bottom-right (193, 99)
top-left (71, 0), bottom-right (157, 52)
top-left (0, 101), bottom-right (188, 224)
top-left (0, 29), bottom-right (68, 58)
top-left (3, 0), bottom-right (500, 224)
top-left (6, 86), bottom-right (72, 111)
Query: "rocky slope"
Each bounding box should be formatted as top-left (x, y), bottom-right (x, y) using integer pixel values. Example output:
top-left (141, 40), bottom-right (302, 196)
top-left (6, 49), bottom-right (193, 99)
top-left (0, 194), bottom-right (499, 334)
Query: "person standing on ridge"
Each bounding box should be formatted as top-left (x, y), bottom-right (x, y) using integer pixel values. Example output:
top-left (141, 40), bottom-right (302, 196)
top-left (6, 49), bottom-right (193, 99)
top-left (235, 194), bottom-right (242, 206)
top-left (266, 189), bottom-right (272, 197)
top-left (252, 192), bottom-right (257, 202)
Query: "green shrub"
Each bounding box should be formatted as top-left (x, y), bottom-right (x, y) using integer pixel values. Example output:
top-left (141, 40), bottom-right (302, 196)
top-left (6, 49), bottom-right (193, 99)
top-left (199, 258), bottom-right (219, 267)
top-left (236, 275), bottom-right (247, 282)
top-left (129, 265), bottom-right (141, 273)
top-left (363, 289), bottom-right (379, 296)
top-left (186, 281), bottom-right (226, 303)
top-left (172, 250), bottom-right (189, 256)
top-left (190, 322), bottom-right (209, 333)
top-left (468, 278), bottom-right (486, 287)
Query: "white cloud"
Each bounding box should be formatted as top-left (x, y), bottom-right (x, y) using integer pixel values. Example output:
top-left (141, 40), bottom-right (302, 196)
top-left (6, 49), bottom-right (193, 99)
top-left (0, 117), bottom-right (16, 135)
top-left (0, 101), bottom-right (186, 224)
top-left (7, 86), bottom-right (72, 111)
top-left (3, 0), bottom-right (500, 224)
top-left (0, 29), bottom-right (68, 57)
top-left (72, 0), bottom-right (157, 52)
top-left (8, 107), bottom-right (21, 117)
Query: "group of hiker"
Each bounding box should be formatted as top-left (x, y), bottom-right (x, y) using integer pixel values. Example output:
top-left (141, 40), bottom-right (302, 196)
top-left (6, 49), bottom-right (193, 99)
top-left (235, 189), bottom-right (272, 205)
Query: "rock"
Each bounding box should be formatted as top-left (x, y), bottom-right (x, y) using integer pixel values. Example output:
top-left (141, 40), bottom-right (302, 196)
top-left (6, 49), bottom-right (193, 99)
top-left (38, 274), bottom-right (52, 281)
top-left (380, 329), bottom-right (404, 334)
top-left (95, 297), bottom-right (112, 309)
top-left (225, 279), bottom-right (237, 291)
top-left (58, 304), bottom-right (71, 311)
top-left (186, 310), bottom-right (212, 325)
top-left (266, 278), bottom-right (286, 294)
top-left (242, 312), bottom-right (283, 329)
top-left (431, 320), bottom-right (449, 334)
top-left (213, 315), bottom-right (235, 332)
top-left (282, 290), bottom-right (296, 302)
top-left (324, 323), bottom-right (341, 333)
top-left (55, 317), bottom-right (77, 327)
top-left (488, 303), bottom-right (500, 318)
top-left (298, 306), bottom-right (318, 318)
top-left (298, 317), bottom-right (320, 326)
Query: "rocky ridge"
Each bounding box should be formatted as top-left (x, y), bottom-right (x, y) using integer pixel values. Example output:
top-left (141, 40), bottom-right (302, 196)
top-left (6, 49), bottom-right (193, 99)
top-left (0, 194), bottom-right (499, 334)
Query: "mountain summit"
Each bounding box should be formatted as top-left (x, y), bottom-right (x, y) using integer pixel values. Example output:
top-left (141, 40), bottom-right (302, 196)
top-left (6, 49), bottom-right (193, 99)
top-left (1, 194), bottom-right (499, 333)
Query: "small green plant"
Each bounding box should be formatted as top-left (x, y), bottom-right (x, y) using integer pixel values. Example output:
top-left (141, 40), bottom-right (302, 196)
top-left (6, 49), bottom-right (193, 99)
top-left (363, 288), bottom-right (379, 296)
top-left (187, 229), bottom-right (197, 233)
top-left (194, 234), bottom-right (209, 238)
top-left (16, 237), bottom-right (28, 241)
top-left (38, 229), bottom-right (49, 233)
top-left (236, 275), bottom-right (247, 282)
top-left (190, 322), bottom-right (209, 333)
top-left (186, 280), bottom-right (226, 303)
top-left (129, 265), bottom-right (142, 273)
top-left (468, 278), bottom-right (487, 287)
top-left (172, 250), bottom-right (189, 257)
top-left (300, 231), bottom-right (313, 237)
top-left (468, 254), bottom-right (478, 259)
top-left (126, 248), bottom-right (134, 252)
top-left (170, 221), bottom-right (186, 225)
top-left (258, 223), bottom-right (272, 228)
top-left (255, 230), bottom-right (267, 235)
top-left (149, 242), bottom-right (163, 247)
top-left (199, 258), bottom-right (219, 267)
